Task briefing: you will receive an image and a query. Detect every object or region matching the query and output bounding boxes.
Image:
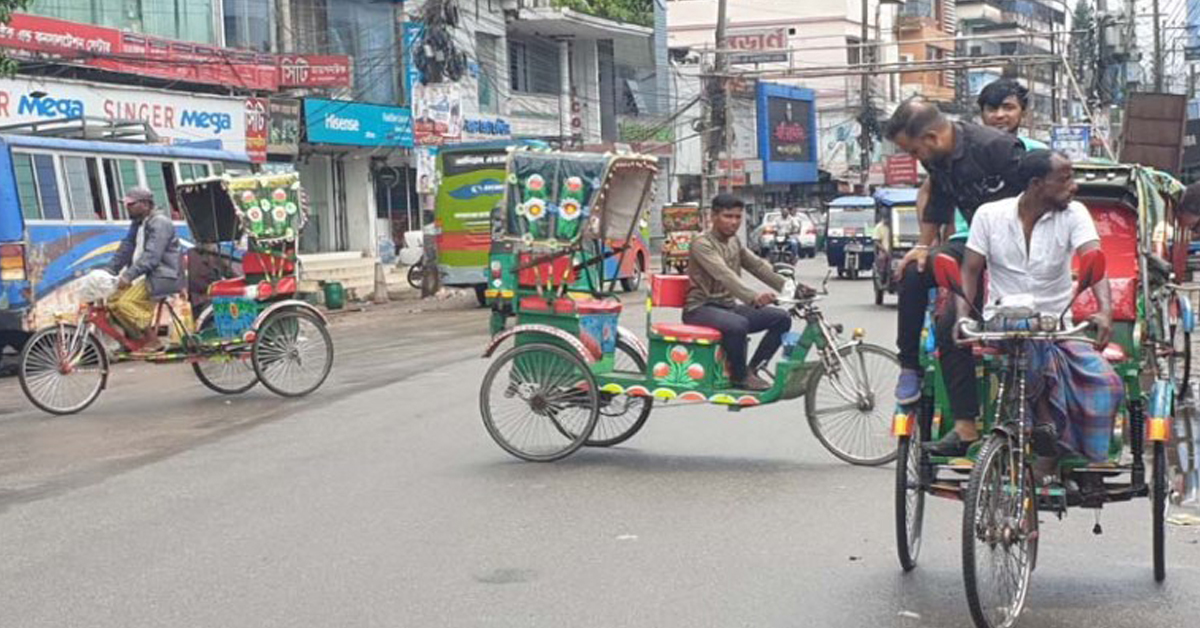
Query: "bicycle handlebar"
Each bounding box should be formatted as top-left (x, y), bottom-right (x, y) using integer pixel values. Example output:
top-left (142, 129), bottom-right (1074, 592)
top-left (955, 318), bottom-right (1093, 344)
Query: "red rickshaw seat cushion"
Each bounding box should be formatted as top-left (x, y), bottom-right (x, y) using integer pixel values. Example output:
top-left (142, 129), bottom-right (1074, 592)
top-left (209, 278), bottom-right (247, 297)
top-left (650, 323), bottom-right (722, 343)
top-left (651, 274), bottom-right (691, 308)
top-left (519, 296), bottom-right (623, 315)
top-left (1072, 201), bottom-right (1139, 322)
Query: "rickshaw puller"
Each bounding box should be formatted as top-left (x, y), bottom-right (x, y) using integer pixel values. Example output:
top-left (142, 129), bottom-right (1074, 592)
top-left (886, 99), bottom-right (1027, 456)
top-left (684, 194), bottom-right (806, 392)
top-left (958, 150), bottom-right (1120, 480)
top-left (105, 187), bottom-right (184, 352)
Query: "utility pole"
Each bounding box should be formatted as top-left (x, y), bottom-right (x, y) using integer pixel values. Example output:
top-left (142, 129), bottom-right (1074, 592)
top-left (703, 0), bottom-right (731, 206)
top-left (1153, 0), bottom-right (1164, 92)
top-left (859, 0), bottom-right (871, 192)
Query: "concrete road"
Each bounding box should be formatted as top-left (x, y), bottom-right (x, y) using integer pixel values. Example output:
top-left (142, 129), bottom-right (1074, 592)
top-left (1, 258), bottom-right (1197, 628)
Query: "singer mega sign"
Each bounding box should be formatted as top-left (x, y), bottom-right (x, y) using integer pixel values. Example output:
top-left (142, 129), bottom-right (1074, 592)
top-left (0, 76), bottom-right (249, 154)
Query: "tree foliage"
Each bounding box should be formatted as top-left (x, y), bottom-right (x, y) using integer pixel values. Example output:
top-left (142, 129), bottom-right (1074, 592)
top-left (0, 0), bottom-right (33, 76)
top-left (553, 0), bottom-right (654, 28)
top-left (1067, 0), bottom-right (1098, 105)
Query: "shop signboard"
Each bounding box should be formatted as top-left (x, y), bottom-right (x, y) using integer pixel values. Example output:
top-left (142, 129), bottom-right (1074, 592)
top-left (268, 99), bottom-right (301, 155)
top-left (0, 76), bottom-right (248, 154)
top-left (884, 154), bottom-right (918, 185)
top-left (727, 28), bottom-right (788, 65)
top-left (0, 13), bottom-right (351, 92)
top-left (304, 98), bottom-right (413, 147)
top-left (756, 82), bottom-right (817, 183)
top-left (244, 98), bottom-right (268, 163)
top-left (1050, 125), bottom-right (1091, 162)
top-left (277, 55), bottom-right (353, 88)
top-left (404, 21), bottom-right (425, 100)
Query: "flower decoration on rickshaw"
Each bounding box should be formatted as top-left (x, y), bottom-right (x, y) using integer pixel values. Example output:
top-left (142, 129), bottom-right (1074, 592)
top-left (559, 199), bottom-right (583, 221)
top-left (521, 198), bottom-right (548, 221)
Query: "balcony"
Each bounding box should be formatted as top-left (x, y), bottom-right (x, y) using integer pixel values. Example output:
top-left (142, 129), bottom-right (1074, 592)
top-left (507, 0), bottom-right (653, 45)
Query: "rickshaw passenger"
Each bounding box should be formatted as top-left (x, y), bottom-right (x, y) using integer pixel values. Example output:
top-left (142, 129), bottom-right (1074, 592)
top-left (886, 99), bottom-right (1027, 456)
top-left (958, 151), bottom-right (1121, 478)
top-left (106, 187), bottom-right (184, 351)
top-left (684, 194), bottom-right (792, 392)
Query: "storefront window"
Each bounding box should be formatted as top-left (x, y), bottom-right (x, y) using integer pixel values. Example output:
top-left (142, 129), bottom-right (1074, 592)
top-left (224, 0), bottom-right (273, 52)
top-left (294, 0), bottom-right (399, 105)
top-left (32, 0), bottom-right (217, 45)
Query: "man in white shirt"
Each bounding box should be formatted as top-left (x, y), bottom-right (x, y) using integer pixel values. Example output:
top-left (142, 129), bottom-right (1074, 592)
top-left (958, 150), bottom-right (1122, 475)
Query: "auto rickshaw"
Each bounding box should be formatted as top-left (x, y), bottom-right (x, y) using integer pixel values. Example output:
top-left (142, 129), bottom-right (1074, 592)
top-left (660, 203), bottom-right (703, 274)
top-left (871, 188), bottom-right (920, 305)
top-left (825, 196), bottom-right (875, 279)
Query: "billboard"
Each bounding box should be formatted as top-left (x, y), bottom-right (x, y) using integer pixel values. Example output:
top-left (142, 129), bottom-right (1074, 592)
top-left (756, 83), bottom-right (817, 183)
top-left (304, 98), bottom-right (413, 147)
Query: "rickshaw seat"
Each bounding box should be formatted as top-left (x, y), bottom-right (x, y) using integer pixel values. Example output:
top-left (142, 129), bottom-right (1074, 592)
top-left (650, 323), bottom-right (722, 343)
top-left (519, 295), bottom-right (622, 315)
top-left (649, 275), bottom-right (723, 341)
top-left (207, 276), bottom-right (297, 300)
top-left (243, 251), bottom-right (295, 275)
top-left (972, 345), bottom-right (1003, 357)
top-left (1072, 201), bottom-right (1139, 322)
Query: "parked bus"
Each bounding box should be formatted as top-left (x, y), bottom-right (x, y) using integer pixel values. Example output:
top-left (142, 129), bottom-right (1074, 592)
top-left (433, 141), bottom-right (648, 305)
top-left (0, 134), bottom-right (251, 352)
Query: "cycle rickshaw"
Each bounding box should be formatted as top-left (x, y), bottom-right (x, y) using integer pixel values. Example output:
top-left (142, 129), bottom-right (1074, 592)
top-left (891, 161), bottom-right (1193, 628)
top-left (18, 173), bottom-right (334, 415)
top-left (478, 148), bottom-right (901, 464)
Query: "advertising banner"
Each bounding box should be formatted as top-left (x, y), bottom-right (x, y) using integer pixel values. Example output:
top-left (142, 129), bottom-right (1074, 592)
top-left (756, 83), bottom-right (817, 183)
top-left (0, 76), bottom-right (248, 153)
top-left (884, 154), bottom-right (919, 185)
top-left (412, 82), bottom-right (463, 146)
top-left (727, 28), bottom-right (788, 65)
top-left (1050, 125), bottom-right (1091, 162)
top-left (0, 13), bottom-right (351, 92)
top-left (268, 99), bottom-right (301, 155)
top-left (244, 98), bottom-right (269, 163)
top-left (304, 98), bottom-right (413, 147)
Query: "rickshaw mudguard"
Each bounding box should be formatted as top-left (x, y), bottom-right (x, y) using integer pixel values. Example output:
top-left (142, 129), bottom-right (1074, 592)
top-left (252, 300), bottom-right (328, 330)
top-left (617, 326), bottom-right (648, 363)
top-left (483, 324), bottom-right (597, 365)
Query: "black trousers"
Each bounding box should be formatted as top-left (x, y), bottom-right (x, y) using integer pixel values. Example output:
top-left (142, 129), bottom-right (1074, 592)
top-left (896, 240), bottom-right (981, 421)
top-left (683, 304), bottom-right (792, 382)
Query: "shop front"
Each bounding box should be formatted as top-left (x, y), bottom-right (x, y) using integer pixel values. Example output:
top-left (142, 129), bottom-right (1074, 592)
top-left (300, 98), bottom-right (413, 255)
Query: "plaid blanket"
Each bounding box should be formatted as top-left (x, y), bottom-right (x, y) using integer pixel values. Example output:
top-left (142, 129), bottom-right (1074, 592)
top-left (1024, 340), bottom-right (1123, 462)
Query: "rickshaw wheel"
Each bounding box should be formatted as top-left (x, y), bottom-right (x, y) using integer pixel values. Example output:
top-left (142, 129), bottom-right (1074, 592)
top-left (805, 343), bottom-right (900, 466)
top-left (19, 324), bottom-right (109, 415)
top-left (251, 309), bottom-right (334, 398)
top-left (194, 351), bottom-right (258, 395)
top-left (1153, 440), bottom-right (1167, 582)
top-left (588, 339), bottom-right (653, 447)
top-left (962, 435), bottom-right (1036, 628)
top-left (481, 342), bottom-right (599, 462)
top-left (192, 310), bottom-right (257, 395)
top-left (895, 422), bottom-right (925, 572)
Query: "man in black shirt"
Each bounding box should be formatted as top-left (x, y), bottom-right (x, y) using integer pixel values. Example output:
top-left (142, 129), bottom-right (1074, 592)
top-left (885, 99), bottom-right (1026, 456)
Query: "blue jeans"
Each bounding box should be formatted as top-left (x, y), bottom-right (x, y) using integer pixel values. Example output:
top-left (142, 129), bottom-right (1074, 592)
top-left (683, 304), bottom-right (792, 382)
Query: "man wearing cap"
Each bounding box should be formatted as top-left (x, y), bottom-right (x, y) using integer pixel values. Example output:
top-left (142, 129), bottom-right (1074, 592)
top-left (105, 187), bottom-right (183, 350)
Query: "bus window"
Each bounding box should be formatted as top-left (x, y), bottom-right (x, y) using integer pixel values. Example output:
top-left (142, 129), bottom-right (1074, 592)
top-left (102, 158), bottom-right (139, 219)
top-left (12, 153), bottom-right (41, 220)
top-left (12, 152), bottom-right (64, 220)
top-left (33, 154), bottom-right (64, 220)
top-left (178, 162), bottom-right (195, 182)
top-left (143, 160), bottom-right (171, 216)
top-left (62, 156), bottom-right (105, 220)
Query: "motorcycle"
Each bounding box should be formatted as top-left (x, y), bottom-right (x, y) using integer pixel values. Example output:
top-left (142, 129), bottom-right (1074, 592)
top-left (768, 233), bottom-right (797, 266)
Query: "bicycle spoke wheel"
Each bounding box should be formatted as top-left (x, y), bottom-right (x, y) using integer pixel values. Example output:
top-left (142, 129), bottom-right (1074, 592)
top-left (588, 339), bottom-right (652, 447)
top-left (895, 422), bottom-right (925, 572)
top-left (480, 343), bottom-right (599, 462)
top-left (963, 435), bottom-right (1037, 628)
top-left (806, 343), bottom-right (900, 466)
top-left (19, 325), bottom-right (108, 415)
top-left (252, 310), bottom-right (334, 398)
top-left (194, 351), bottom-right (257, 395)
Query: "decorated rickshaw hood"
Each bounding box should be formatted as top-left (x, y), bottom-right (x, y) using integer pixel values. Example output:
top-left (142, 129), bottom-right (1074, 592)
top-left (176, 173), bottom-right (309, 245)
